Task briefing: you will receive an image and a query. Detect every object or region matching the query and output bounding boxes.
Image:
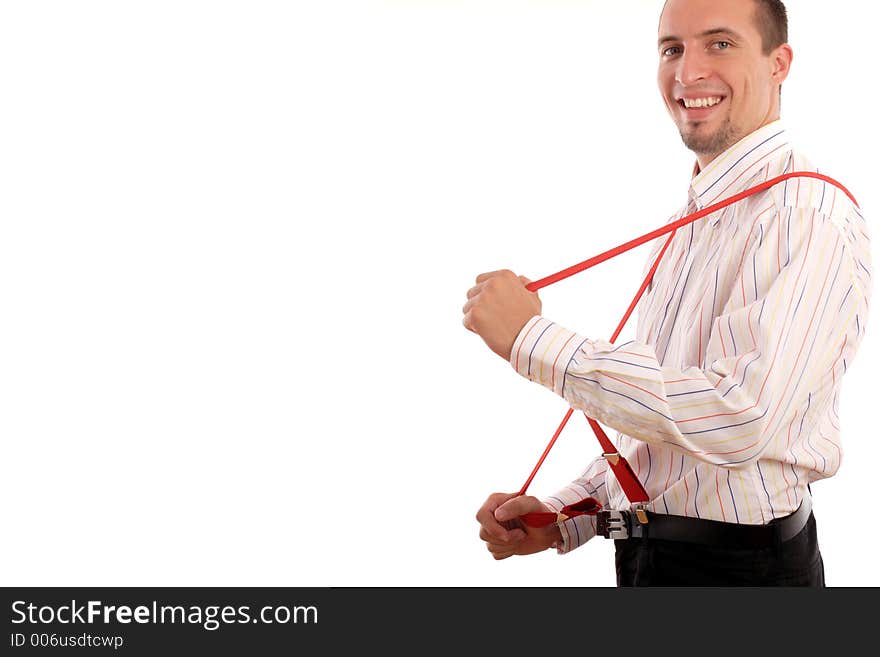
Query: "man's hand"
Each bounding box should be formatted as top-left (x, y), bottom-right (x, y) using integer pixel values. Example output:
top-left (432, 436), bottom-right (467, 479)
top-left (476, 492), bottom-right (562, 560)
top-left (462, 270), bottom-right (542, 360)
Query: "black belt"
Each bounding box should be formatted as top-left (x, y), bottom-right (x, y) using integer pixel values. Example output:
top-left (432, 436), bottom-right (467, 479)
top-left (597, 496), bottom-right (813, 549)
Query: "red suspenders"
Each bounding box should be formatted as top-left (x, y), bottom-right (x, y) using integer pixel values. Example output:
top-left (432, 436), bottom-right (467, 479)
top-left (516, 172), bottom-right (858, 528)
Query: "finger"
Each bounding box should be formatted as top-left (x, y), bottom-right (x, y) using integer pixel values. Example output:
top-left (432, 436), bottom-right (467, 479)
top-left (519, 276), bottom-right (541, 296)
top-left (489, 547), bottom-right (515, 560)
top-left (476, 493), bottom-right (519, 542)
top-left (479, 528), bottom-right (502, 544)
top-left (489, 545), bottom-right (516, 560)
top-left (482, 534), bottom-right (521, 554)
top-left (475, 270), bottom-right (510, 284)
top-left (506, 528), bottom-right (526, 542)
top-left (466, 283), bottom-right (484, 300)
top-left (494, 495), bottom-right (546, 523)
top-left (462, 312), bottom-right (476, 333)
top-left (479, 526), bottom-right (525, 545)
top-left (462, 295), bottom-right (476, 315)
top-left (477, 509), bottom-right (511, 543)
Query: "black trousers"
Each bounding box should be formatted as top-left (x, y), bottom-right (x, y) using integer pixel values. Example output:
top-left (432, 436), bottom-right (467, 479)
top-left (614, 512), bottom-right (825, 586)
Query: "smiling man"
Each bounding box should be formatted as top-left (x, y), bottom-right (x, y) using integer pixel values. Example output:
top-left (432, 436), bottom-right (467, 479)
top-left (658, 0), bottom-right (788, 169)
top-left (463, 0), bottom-right (872, 586)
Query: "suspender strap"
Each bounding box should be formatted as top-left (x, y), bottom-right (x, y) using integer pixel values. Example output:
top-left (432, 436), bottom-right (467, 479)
top-left (587, 416), bottom-right (649, 503)
top-left (517, 172), bottom-right (859, 509)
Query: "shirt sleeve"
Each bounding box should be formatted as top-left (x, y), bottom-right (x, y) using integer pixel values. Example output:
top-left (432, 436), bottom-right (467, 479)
top-left (510, 206), bottom-right (871, 469)
top-left (541, 455), bottom-right (609, 553)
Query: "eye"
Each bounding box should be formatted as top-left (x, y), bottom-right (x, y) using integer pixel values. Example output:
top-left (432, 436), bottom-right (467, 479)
top-left (713, 41), bottom-right (731, 50)
top-left (662, 45), bottom-right (682, 57)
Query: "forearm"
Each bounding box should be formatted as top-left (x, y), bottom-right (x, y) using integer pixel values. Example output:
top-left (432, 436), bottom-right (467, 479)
top-left (512, 310), bottom-right (857, 468)
top-left (512, 197), bottom-right (868, 470)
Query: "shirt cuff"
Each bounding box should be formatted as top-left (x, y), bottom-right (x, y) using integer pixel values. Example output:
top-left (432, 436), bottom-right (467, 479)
top-left (542, 495), bottom-right (598, 554)
top-left (510, 316), bottom-right (598, 397)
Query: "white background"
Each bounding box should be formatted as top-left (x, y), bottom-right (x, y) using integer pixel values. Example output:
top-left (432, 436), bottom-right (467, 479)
top-left (1, 0), bottom-right (876, 587)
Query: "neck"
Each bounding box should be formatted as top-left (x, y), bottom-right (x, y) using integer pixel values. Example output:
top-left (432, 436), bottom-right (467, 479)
top-left (694, 152), bottom-right (717, 171)
top-left (693, 113), bottom-right (782, 173)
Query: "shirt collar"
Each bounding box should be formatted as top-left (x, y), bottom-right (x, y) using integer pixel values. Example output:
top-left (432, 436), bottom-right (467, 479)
top-left (688, 120), bottom-right (790, 210)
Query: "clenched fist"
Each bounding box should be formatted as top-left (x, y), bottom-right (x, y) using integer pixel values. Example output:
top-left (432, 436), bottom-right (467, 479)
top-left (475, 492), bottom-right (562, 560)
top-left (462, 270), bottom-right (542, 360)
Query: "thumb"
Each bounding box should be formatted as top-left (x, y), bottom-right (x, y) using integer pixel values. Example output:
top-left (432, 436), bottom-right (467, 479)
top-left (494, 495), bottom-right (546, 522)
top-left (518, 275), bottom-right (533, 286)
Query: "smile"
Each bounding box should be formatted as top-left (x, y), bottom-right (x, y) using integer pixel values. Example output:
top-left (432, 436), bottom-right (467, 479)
top-left (679, 96), bottom-right (724, 109)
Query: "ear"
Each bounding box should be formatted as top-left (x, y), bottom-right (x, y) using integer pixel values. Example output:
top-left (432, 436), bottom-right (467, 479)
top-left (770, 43), bottom-right (793, 86)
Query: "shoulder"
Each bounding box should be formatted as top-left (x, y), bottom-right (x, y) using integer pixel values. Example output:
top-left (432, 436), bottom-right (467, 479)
top-left (766, 149), bottom-right (858, 221)
top-left (747, 148), bottom-right (869, 262)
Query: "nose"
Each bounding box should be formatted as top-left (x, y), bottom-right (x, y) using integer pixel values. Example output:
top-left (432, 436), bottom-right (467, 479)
top-left (675, 48), bottom-right (711, 86)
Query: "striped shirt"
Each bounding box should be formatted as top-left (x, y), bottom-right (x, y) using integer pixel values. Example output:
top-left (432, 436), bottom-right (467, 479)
top-left (510, 120), bottom-right (873, 553)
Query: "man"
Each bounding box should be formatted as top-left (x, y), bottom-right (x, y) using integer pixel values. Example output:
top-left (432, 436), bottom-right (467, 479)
top-left (462, 0), bottom-right (872, 586)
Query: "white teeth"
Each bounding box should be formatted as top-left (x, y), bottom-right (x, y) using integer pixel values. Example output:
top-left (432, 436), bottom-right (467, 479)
top-left (683, 96), bottom-right (722, 108)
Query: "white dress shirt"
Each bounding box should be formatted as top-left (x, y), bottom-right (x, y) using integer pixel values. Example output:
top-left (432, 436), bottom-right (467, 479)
top-left (510, 121), bottom-right (872, 552)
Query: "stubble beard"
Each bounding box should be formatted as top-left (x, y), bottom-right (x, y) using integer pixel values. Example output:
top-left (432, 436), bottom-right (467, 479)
top-left (679, 116), bottom-right (738, 162)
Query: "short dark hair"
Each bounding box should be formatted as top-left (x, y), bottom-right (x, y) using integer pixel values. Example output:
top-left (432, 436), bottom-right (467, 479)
top-left (752, 0), bottom-right (788, 54)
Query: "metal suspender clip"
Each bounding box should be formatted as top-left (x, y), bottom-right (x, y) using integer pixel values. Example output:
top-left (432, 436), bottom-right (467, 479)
top-left (597, 504), bottom-right (650, 540)
top-left (597, 509), bottom-right (630, 539)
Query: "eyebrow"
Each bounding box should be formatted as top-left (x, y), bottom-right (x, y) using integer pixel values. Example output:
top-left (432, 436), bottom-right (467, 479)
top-left (658, 27), bottom-right (745, 49)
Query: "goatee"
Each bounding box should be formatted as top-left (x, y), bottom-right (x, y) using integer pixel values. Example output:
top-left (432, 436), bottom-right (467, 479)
top-left (679, 119), bottom-right (737, 160)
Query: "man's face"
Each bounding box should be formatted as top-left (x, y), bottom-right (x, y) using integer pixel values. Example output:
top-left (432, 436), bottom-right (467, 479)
top-left (657, 0), bottom-right (787, 163)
